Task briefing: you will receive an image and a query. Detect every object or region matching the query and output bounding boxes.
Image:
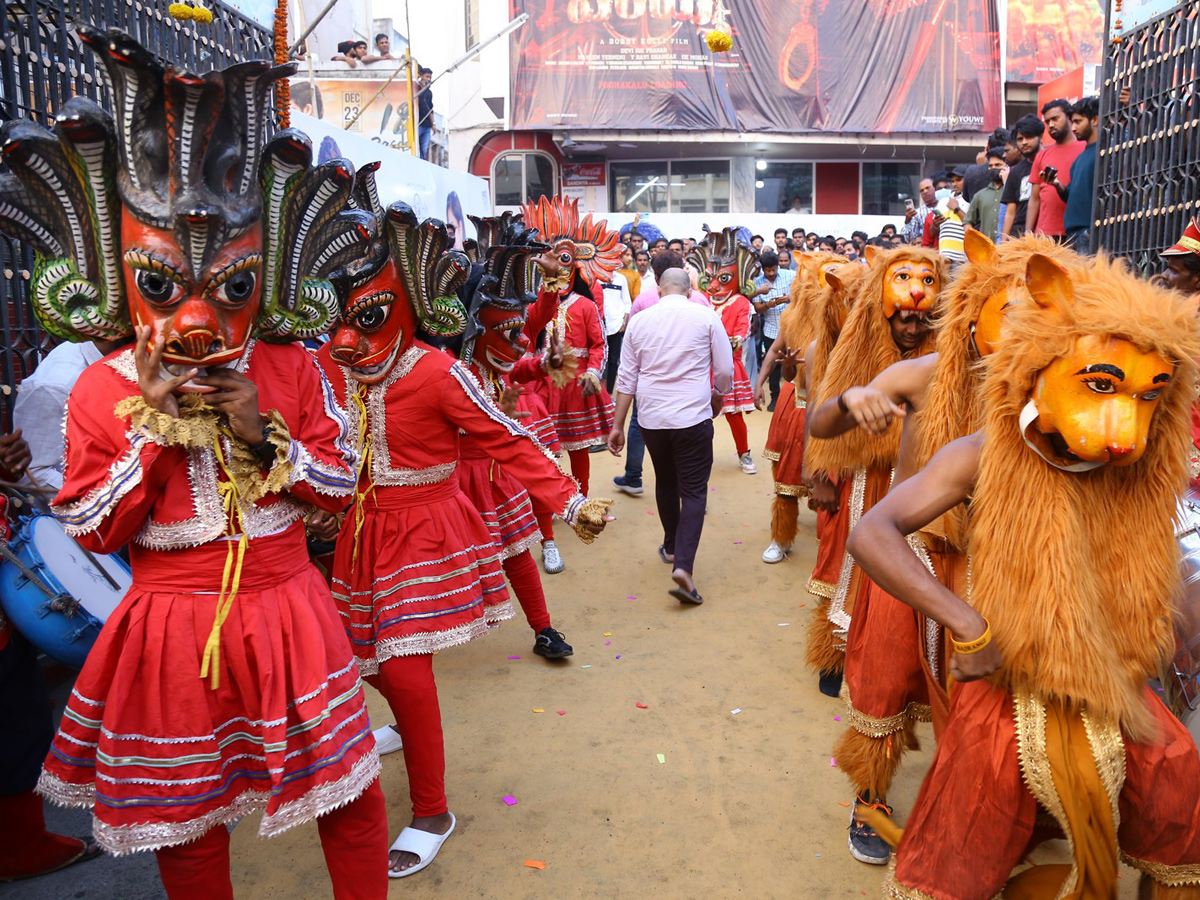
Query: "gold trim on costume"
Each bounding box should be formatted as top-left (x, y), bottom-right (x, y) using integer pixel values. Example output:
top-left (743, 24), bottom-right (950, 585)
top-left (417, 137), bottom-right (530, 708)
top-left (1081, 710), bottom-right (1126, 823)
top-left (841, 684), bottom-right (932, 737)
top-left (807, 577), bottom-right (836, 600)
top-left (1120, 853), bottom-right (1200, 886)
top-left (829, 467), bottom-right (868, 633)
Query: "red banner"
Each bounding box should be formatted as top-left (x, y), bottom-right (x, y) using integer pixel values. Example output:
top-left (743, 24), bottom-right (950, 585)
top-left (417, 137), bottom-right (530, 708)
top-left (510, 0), bottom-right (1001, 135)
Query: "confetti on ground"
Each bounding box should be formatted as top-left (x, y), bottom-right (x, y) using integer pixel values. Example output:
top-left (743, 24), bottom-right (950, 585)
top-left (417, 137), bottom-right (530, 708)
top-left (838, 801), bottom-right (852, 808)
top-left (605, 641), bottom-right (611, 646)
top-left (524, 859), bottom-right (546, 870)
top-left (833, 716), bottom-right (841, 722)
top-left (627, 595), bottom-right (638, 600)
top-left (815, 853), bottom-right (822, 858)
top-left (777, 623), bottom-right (790, 627)
top-left (557, 710), bottom-right (566, 715)
top-left (733, 541), bottom-right (742, 545)
top-left (830, 757), bottom-right (837, 767)
top-left (603, 632), bottom-right (612, 636)
top-left (615, 655), bottom-right (621, 659)
top-left (532, 708), bottom-right (544, 713)
top-left (636, 702), bottom-right (648, 709)
top-left (580, 665), bottom-right (592, 669)
top-left (731, 708), bottom-right (742, 715)
top-left (503, 795), bottom-right (518, 806)
top-left (507, 655), bottom-right (521, 660)
top-left (656, 753), bottom-right (666, 764)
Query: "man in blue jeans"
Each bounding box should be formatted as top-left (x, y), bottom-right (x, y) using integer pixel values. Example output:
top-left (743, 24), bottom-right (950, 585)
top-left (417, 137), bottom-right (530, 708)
top-left (417, 66), bottom-right (433, 160)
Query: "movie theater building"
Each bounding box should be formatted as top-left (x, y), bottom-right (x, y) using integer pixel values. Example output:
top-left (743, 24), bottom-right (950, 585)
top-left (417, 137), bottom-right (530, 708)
top-left (407, 1), bottom-right (1102, 222)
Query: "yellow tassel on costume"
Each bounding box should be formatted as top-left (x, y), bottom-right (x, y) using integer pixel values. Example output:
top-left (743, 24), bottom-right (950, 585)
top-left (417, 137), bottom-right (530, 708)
top-left (349, 386), bottom-right (375, 572)
top-left (199, 436), bottom-right (250, 690)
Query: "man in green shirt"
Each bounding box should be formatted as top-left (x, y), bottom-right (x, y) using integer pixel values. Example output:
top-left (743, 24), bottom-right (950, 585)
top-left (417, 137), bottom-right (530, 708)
top-left (965, 148), bottom-right (1007, 242)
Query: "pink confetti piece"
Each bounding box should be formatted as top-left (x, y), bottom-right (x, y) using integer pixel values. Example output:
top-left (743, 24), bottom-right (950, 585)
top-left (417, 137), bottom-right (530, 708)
top-left (556, 710), bottom-right (566, 715)
top-left (627, 595), bottom-right (638, 600)
top-left (605, 641), bottom-right (611, 646)
top-left (834, 716), bottom-right (841, 721)
top-left (636, 702), bottom-right (648, 709)
top-left (503, 795), bottom-right (518, 806)
top-left (830, 757), bottom-right (837, 767)
top-left (507, 655), bottom-right (521, 660)
top-left (733, 541), bottom-right (742, 545)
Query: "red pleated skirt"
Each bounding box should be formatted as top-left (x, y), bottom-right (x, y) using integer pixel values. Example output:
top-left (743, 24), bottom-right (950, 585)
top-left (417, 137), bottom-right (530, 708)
top-left (38, 526), bottom-right (380, 855)
top-left (458, 454), bottom-right (542, 560)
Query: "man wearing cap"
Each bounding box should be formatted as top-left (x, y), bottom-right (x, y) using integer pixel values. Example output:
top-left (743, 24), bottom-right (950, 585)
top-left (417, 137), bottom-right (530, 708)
top-left (1160, 218), bottom-right (1200, 297)
top-left (931, 167), bottom-right (968, 270)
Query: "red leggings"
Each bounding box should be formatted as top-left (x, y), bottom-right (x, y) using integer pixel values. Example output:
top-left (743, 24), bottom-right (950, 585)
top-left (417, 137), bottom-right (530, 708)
top-left (566, 448), bottom-right (590, 495)
top-left (725, 412), bottom-right (749, 456)
top-left (534, 507), bottom-right (555, 541)
top-left (155, 778), bottom-right (388, 899)
top-left (503, 549), bottom-right (552, 633)
top-left (367, 654), bottom-right (446, 819)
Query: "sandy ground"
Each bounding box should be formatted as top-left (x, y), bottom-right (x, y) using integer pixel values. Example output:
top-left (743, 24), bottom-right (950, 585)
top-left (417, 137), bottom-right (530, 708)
top-left (4, 412), bottom-right (1145, 899)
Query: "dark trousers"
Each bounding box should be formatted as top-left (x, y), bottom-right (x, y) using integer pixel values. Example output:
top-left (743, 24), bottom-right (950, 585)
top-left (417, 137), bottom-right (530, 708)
top-left (758, 336), bottom-right (781, 405)
top-left (625, 402), bottom-right (645, 481)
top-left (0, 632), bottom-right (54, 794)
top-left (641, 419), bottom-right (714, 575)
top-left (605, 332), bottom-right (623, 394)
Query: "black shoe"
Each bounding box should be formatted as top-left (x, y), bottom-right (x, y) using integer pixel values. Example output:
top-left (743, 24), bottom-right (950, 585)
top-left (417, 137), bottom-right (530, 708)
top-left (848, 794), bottom-right (892, 866)
top-left (818, 668), bottom-right (843, 698)
top-left (533, 627), bottom-right (574, 659)
top-left (589, 444), bottom-right (606, 453)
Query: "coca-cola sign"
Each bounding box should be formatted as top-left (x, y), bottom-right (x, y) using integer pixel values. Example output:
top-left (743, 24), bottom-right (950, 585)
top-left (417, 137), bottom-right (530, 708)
top-left (563, 163), bottom-right (607, 187)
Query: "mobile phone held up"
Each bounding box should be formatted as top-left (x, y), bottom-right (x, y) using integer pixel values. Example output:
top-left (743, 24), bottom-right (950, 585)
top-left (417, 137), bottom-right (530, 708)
top-left (1042, 166), bottom-right (1058, 183)
top-left (904, 198), bottom-right (915, 210)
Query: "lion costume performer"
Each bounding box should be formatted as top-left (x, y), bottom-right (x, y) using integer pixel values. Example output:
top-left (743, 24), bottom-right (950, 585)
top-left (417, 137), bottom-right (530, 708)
top-left (316, 182), bottom-right (611, 878)
top-left (852, 254), bottom-right (1200, 899)
top-left (521, 196), bottom-right (623, 495)
top-left (760, 252), bottom-right (845, 563)
top-left (822, 234), bottom-right (1080, 866)
top-left (0, 27), bottom-right (390, 898)
top-left (687, 227), bottom-right (758, 470)
top-left (804, 247), bottom-right (943, 683)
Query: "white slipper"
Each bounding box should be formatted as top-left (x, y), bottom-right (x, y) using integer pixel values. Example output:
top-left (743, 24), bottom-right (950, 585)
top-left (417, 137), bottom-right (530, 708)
top-left (372, 725), bottom-right (404, 756)
top-left (388, 813), bottom-right (456, 878)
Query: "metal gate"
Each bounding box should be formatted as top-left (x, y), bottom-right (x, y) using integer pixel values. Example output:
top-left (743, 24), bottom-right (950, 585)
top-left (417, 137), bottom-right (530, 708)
top-left (0, 1), bottom-right (272, 424)
top-left (1094, 1), bottom-right (1200, 272)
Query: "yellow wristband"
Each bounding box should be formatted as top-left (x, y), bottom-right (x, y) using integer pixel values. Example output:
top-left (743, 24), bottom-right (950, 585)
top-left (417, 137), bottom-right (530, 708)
top-left (952, 618), bottom-right (992, 655)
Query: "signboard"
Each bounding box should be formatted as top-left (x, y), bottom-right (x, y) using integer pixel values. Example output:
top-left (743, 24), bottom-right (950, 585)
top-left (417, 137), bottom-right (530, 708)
top-left (562, 163), bottom-right (607, 188)
top-left (289, 78), bottom-right (417, 153)
top-left (289, 111), bottom-right (491, 248)
top-left (1006, 0), bottom-right (1105, 84)
top-left (509, 0), bottom-right (1002, 135)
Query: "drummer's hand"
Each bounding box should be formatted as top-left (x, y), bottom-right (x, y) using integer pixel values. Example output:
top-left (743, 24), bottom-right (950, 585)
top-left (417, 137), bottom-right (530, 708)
top-left (948, 613), bottom-right (1004, 682)
top-left (192, 370), bottom-right (263, 445)
top-left (0, 430), bottom-right (30, 479)
top-left (306, 510), bottom-right (341, 542)
top-left (134, 325), bottom-right (198, 419)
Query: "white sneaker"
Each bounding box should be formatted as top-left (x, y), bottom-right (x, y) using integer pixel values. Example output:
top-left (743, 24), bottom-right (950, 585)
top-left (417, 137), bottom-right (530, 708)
top-left (739, 452), bottom-right (758, 474)
top-left (762, 541), bottom-right (789, 564)
top-left (373, 725), bottom-right (404, 755)
top-left (542, 540), bottom-right (564, 574)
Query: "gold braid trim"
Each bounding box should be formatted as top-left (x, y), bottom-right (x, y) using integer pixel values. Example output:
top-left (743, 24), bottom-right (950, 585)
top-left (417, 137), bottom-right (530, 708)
top-left (840, 683), bottom-right (932, 738)
top-left (806, 577), bottom-right (836, 600)
top-left (1082, 710), bottom-right (1126, 822)
top-left (114, 395), bottom-right (293, 504)
top-left (882, 859), bottom-right (1005, 900)
top-left (1120, 854), bottom-right (1200, 887)
top-left (571, 497), bottom-right (613, 544)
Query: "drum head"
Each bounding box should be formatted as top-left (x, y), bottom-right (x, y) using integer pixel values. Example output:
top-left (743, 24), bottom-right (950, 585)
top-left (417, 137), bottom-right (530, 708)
top-left (31, 516), bottom-right (131, 621)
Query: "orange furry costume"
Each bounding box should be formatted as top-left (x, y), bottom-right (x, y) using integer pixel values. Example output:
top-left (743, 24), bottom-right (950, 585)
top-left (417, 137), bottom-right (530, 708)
top-left (804, 248), bottom-right (943, 676)
top-left (888, 257), bottom-right (1200, 900)
top-left (763, 254), bottom-right (847, 550)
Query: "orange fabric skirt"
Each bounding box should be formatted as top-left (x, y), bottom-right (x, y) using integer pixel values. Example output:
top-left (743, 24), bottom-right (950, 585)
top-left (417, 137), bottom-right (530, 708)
top-left (763, 382), bottom-right (796, 462)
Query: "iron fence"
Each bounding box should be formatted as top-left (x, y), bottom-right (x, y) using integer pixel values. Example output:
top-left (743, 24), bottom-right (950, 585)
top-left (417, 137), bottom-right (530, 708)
top-left (0, 0), bottom-right (272, 426)
top-left (1095, 2), bottom-right (1200, 272)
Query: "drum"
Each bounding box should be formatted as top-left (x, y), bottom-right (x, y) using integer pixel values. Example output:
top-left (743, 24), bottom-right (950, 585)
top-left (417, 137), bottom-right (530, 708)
top-left (0, 514), bottom-right (131, 668)
top-left (1171, 487), bottom-right (1200, 742)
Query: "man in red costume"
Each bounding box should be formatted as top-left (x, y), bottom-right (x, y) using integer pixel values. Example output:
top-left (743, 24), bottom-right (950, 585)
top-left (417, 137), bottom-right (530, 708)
top-left (522, 197), bottom-right (624, 496)
top-left (0, 28), bottom-right (390, 899)
top-left (687, 227), bottom-right (759, 474)
top-left (317, 188), bottom-right (612, 879)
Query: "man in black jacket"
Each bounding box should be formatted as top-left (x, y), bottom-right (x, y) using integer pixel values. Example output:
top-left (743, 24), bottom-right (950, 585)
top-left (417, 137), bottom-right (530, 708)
top-left (417, 66), bottom-right (434, 160)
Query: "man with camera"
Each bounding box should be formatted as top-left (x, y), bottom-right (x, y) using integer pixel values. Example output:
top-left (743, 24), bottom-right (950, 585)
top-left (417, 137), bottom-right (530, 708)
top-left (1025, 98), bottom-right (1083, 241)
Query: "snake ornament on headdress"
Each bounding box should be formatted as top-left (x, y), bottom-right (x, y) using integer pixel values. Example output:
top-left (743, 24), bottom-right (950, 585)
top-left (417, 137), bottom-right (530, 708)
top-left (0, 27), bottom-right (370, 360)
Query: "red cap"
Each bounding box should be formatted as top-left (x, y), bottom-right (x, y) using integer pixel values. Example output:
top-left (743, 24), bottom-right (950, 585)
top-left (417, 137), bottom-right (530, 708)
top-left (1162, 217), bottom-right (1200, 256)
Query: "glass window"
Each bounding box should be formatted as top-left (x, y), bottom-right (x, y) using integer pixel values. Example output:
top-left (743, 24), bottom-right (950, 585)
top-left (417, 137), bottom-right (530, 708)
top-left (754, 162), bottom-right (814, 215)
top-left (861, 162), bottom-right (921, 217)
top-left (465, 0), bottom-right (480, 48)
top-left (670, 159), bottom-right (730, 213)
top-left (611, 162), bottom-right (670, 214)
top-left (492, 153), bottom-right (558, 207)
top-left (494, 156), bottom-right (524, 207)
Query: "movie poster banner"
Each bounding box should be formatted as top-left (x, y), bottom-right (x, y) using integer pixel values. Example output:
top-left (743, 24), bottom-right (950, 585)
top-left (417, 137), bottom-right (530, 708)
top-left (509, 0), bottom-right (1001, 134)
top-left (1006, 0), bottom-right (1104, 83)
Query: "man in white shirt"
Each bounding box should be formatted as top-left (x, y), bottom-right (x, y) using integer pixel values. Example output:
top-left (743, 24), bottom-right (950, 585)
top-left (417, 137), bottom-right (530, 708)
top-left (599, 269), bottom-right (632, 394)
top-left (607, 269), bottom-right (734, 605)
top-left (13, 341), bottom-right (109, 494)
